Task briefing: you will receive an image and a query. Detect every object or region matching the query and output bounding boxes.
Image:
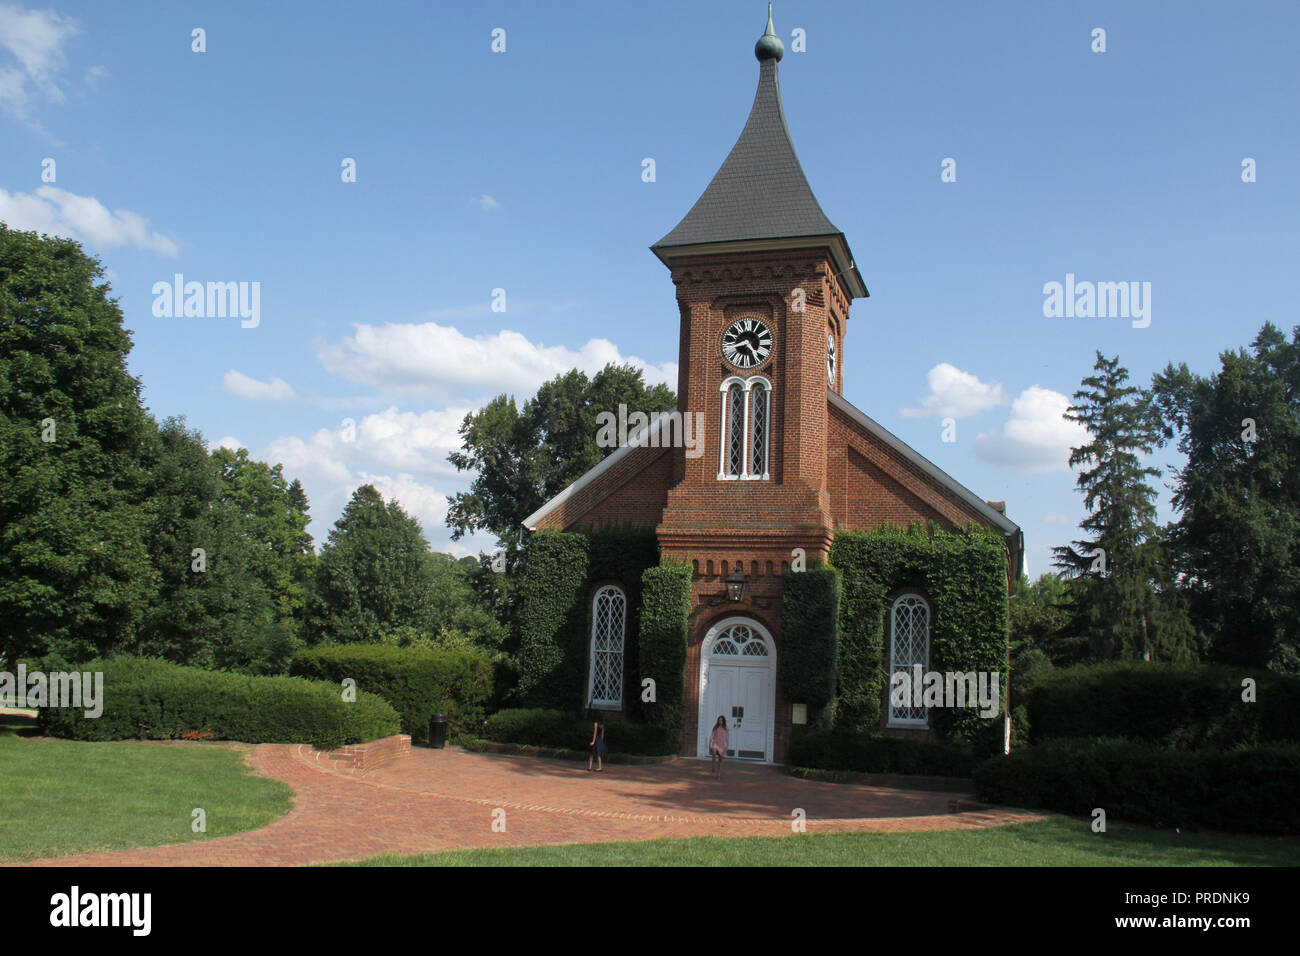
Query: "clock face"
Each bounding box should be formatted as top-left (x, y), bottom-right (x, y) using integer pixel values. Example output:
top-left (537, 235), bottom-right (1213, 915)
top-left (721, 318), bottom-right (773, 369)
top-left (827, 333), bottom-right (837, 383)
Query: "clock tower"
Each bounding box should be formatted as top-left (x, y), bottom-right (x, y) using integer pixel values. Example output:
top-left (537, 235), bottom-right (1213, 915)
top-left (522, 6), bottom-right (1019, 765)
top-left (651, 5), bottom-right (868, 585)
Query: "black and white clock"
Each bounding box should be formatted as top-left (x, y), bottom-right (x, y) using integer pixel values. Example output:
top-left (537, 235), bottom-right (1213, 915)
top-left (721, 318), bottom-right (773, 369)
top-left (827, 333), bottom-right (836, 383)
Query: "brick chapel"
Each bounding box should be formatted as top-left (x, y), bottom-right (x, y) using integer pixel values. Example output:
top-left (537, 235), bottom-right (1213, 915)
top-left (523, 9), bottom-right (1022, 764)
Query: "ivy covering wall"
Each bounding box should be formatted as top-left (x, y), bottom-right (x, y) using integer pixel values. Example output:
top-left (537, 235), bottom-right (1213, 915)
top-left (516, 526), bottom-right (661, 713)
top-left (779, 565), bottom-right (841, 726)
top-left (637, 562), bottom-right (693, 735)
top-left (829, 524), bottom-right (1010, 752)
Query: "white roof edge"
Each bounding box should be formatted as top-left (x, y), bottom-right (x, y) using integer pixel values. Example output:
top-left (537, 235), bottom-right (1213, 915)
top-left (522, 411), bottom-right (674, 531)
top-left (829, 390), bottom-right (1020, 536)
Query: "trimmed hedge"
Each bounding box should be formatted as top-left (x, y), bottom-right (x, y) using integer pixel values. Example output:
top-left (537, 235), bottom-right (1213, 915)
top-left (788, 727), bottom-right (979, 777)
top-left (516, 527), bottom-right (661, 713)
top-left (638, 562), bottom-right (692, 735)
top-left (830, 525), bottom-right (1009, 753)
top-left (290, 644), bottom-right (492, 745)
top-left (780, 566), bottom-right (840, 717)
top-left (974, 738), bottom-right (1300, 835)
top-left (1021, 662), bottom-right (1300, 749)
top-left (481, 707), bottom-right (679, 756)
top-left (38, 657), bottom-right (400, 749)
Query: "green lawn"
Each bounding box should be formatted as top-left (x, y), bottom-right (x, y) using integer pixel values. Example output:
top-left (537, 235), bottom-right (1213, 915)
top-left (349, 817), bottom-right (1299, 867)
top-left (0, 711), bottom-right (293, 863)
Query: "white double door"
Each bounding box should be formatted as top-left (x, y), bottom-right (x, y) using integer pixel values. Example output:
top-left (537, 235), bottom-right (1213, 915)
top-left (699, 618), bottom-right (775, 762)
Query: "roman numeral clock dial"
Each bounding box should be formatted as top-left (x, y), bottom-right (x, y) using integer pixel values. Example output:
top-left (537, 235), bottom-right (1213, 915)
top-left (721, 318), bottom-right (773, 369)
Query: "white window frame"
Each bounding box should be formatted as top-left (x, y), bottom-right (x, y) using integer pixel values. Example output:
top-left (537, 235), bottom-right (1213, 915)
top-left (887, 593), bottom-right (931, 728)
top-left (587, 585), bottom-right (627, 709)
top-left (717, 375), bottom-right (772, 481)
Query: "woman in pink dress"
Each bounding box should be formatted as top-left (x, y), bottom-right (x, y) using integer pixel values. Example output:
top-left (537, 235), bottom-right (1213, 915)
top-left (709, 716), bottom-right (729, 775)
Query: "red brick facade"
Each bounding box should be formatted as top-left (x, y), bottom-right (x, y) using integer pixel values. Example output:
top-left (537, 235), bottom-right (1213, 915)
top-left (526, 25), bottom-right (1017, 764)
top-left (529, 241), bottom-right (1018, 764)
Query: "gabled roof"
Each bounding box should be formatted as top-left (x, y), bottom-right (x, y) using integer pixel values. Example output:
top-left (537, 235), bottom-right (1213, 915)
top-left (521, 412), bottom-right (674, 531)
top-left (651, 17), bottom-right (867, 300)
top-left (829, 389), bottom-right (1021, 538)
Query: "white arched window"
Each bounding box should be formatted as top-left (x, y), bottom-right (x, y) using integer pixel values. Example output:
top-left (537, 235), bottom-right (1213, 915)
top-left (718, 376), bottom-right (772, 481)
top-left (749, 380), bottom-right (769, 479)
top-left (888, 594), bottom-right (930, 727)
top-left (588, 586), bottom-right (627, 708)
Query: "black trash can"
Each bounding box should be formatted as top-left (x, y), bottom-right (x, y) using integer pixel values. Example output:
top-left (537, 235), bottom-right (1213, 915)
top-left (428, 713), bottom-right (448, 749)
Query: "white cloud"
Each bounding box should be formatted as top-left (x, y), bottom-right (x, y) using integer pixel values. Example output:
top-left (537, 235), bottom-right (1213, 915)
top-left (264, 429), bottom-right (353, 486)
top-left (223, 370), bottom-right (296, 401)
top-left (313, 321), bottom-right (676, 398)
top-left (0, 3), bottom-right (78, 118)
top-left (902, 363), bottom-right (1008, 419)
top-left (352, 406), bottom-right (472, 476)
top-left (471, 194), bottom-right (500, 210)
top-left (212, 436), bottom-right (243, 452)
top-left (973, 386), bottom-right (1088, 474)
top-left (0, 186), bottom-right (178, 256)
top-left (258, 423), bottom-right (478, 553)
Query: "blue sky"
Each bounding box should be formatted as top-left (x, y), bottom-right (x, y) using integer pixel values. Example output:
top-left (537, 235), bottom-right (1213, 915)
top-left (2, 0), bottom-right (1296, 575)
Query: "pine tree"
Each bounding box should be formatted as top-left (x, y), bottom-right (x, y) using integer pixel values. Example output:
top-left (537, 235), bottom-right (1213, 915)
top-left (1053, 352), bottom-right (1194, 661)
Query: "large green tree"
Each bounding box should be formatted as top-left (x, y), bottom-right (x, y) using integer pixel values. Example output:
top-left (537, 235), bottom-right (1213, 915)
top-left (1153, 323), bottom-right (1300, 673)
top-left (445, 363), bottom-right (675, 559)
top-left (212, 446), bottom-right (315, 643)
top-left (308, 484), bottom-right (439, 644)
top-left (1053, 352), bottom-right (1195, 662)
top-left (0, 226), bottom-right (159, 664)
top-left (137, 419), bottom-right (286, 671)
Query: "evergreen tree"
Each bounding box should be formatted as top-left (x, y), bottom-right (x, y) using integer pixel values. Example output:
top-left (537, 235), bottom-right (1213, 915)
top-left (308, 485), bottom-right (437, 644)
top-left (1053, 352), bottom-right (1194, 661)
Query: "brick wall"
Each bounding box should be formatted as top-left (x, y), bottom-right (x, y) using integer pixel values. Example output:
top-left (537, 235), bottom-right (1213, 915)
top-left (525, 239), bottom-right (1016, 766)
top-left (317, 734), bottom-right (411, 774)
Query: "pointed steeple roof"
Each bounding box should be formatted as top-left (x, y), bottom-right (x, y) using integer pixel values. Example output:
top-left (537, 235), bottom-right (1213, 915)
top-left (652, 6), bottom-right (867, 299)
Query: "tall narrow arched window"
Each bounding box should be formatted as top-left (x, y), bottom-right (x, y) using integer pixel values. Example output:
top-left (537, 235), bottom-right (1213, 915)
top-left (588, 586), bottom-right (627, 708)
top-left (719, 376), bottom-right (772, 481)
top-left (723, 382), bottom-right (745, 478)
top-left (749, 380), bottom-right (769, 479)
top-left (888, 594), bottom-right (930, 727)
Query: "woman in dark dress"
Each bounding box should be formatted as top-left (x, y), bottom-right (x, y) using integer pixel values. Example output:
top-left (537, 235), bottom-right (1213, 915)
top-left (588, 721), bottom-right (608, 772)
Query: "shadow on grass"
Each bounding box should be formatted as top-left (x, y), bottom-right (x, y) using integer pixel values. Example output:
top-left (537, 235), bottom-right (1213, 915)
top-left (998, 816), bottom-right (1298, 867)
top-left (0, 711), bottom-right (39, 737)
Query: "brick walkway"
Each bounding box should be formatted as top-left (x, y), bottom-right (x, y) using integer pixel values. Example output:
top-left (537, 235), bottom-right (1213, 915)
top-left (28, 746), bottom-right (1043, 866)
